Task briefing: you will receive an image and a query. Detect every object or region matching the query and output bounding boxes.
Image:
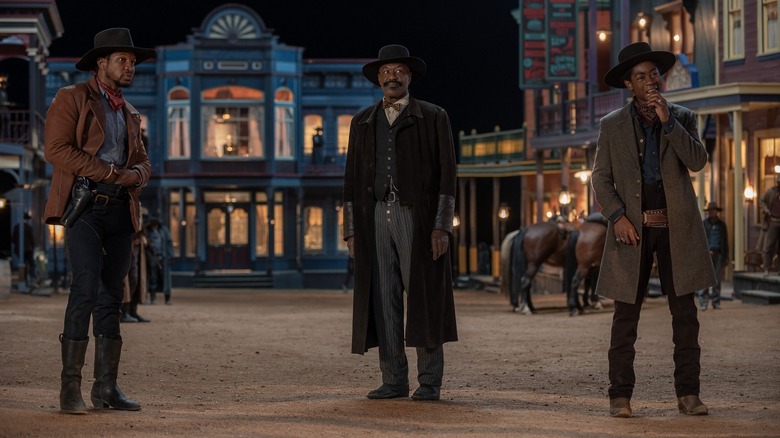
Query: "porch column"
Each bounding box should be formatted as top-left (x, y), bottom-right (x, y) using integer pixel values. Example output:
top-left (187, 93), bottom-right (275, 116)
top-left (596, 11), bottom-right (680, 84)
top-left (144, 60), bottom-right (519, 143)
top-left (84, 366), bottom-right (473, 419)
top-left (194, 187), bottom-right (205, 275)
top-left (697, 113), bottom-right (707, 211)
top-left (492, 177), bottom-right (500, 278)
top-left (296, 187), bottom-right (303, 272)
top-left (733, 110), bottom-right (744, 270)
top-left (266, 187), bottom-right (276, 275)
top-left (536, 150), bottom-right (544, 223)
top-left (458, 177), bottom-right (467, 275)
top-left (469, 177), bottom-right (478, 274)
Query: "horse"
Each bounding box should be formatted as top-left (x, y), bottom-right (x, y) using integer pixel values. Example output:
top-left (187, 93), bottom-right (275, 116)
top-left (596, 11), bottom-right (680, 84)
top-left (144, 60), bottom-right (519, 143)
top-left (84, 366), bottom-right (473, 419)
top-left (501, 214), bottom-right (607, 315)
top-left (564, 217), bottom-right (608, 315)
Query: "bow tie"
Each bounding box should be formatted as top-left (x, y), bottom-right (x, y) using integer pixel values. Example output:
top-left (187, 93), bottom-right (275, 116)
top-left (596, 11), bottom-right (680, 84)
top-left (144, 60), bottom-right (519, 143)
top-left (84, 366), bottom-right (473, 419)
top-left (383, 101), bottom-right (402, 112)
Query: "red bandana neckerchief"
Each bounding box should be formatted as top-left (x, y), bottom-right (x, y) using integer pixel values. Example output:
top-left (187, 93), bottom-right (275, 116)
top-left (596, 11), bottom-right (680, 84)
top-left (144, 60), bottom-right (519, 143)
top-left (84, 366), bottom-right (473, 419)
top-left (96, 77), bottom-right (125, 112)
top-left (634, 98), bottom-right (658, 126)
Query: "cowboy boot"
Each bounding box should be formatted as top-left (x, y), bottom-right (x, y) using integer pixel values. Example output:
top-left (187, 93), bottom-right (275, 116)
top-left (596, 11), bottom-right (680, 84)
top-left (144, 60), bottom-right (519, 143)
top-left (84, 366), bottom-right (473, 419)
top-left (59, 334), bottom-right (89, 414)
top-left (90, 335), bottom-right (140, 411)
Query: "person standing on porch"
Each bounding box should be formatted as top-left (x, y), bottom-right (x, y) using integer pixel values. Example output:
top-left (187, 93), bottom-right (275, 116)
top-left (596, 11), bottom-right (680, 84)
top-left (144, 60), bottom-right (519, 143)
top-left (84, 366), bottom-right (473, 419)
top-left (342, 45), bottom-right (457, 401)
top-left (43, 28), bottom-right (153, 414)
top-left (591, 42), bottom-right (716, 418)
top-left (759, 174), bottom-right (780, 274)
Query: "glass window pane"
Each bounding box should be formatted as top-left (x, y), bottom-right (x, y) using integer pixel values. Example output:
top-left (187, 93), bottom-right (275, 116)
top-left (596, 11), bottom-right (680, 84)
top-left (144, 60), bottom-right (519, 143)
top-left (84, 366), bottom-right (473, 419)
top-left (304, 114), bottom-right (323, 156)
top-left (230, 208), bottom-right (249, 245)
top-left (185, 205), bottom-right (196, 257)
top-left (170, 204), bottom-right (181, 257)
top-left (338, 115), bottom-right (352, 155)
top-left (207, 208), bottom-right (226, 245)
top-left (256, 204), bottom-right (268, 256)
top-left (304, 206), bottom-right (323, 254)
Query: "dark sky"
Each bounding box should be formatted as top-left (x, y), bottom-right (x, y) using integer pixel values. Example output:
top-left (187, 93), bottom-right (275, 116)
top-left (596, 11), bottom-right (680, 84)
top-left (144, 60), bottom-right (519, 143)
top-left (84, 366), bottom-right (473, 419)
top-left (49, 0), bottom-right (524, 135)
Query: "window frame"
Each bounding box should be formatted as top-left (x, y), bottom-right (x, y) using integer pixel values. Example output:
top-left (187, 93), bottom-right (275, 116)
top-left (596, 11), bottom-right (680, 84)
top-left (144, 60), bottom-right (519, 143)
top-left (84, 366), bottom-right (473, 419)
top-left (758, 0), bottom-right (780, 55)
top-left (724, 0), bottom-right (745, 61)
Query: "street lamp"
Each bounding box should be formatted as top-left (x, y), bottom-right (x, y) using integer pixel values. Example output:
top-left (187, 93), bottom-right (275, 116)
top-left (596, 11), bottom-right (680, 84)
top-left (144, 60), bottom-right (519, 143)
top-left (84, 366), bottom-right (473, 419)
top-left (498, 204), bottom-right (510, 244)
top-left (558, 187), bottom-right (571, 219)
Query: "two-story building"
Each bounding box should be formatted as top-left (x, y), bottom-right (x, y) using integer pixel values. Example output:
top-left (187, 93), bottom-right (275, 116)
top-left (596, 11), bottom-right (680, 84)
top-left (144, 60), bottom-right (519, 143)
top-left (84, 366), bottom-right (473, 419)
top-left (7, 3), bottom-right (384, 289)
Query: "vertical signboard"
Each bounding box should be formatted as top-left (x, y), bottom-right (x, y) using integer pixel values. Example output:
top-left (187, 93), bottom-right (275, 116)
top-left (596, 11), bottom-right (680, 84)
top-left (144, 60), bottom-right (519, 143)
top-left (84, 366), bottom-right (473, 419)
top-left (518, 0), bottom-right (548, 88)
top-left (546, 0), bottom-right (579, 82)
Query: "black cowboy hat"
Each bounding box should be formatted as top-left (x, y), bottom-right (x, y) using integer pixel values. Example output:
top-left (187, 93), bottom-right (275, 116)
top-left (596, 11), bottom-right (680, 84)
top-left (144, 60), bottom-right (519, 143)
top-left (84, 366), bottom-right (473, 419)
top-left (704, 202), bottom-right (723, 212)
top-left (362, 44), bottom-right (427, 86)
top-left (76, 28), bottom-right (156, 72)
top-left (604, 42), bottom-right (676, 89)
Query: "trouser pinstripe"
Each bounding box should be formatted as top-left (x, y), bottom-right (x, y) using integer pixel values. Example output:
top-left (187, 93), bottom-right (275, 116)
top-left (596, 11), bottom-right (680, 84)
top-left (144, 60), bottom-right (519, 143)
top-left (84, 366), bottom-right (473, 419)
top-left (373, 201), bottom-right (444, 387)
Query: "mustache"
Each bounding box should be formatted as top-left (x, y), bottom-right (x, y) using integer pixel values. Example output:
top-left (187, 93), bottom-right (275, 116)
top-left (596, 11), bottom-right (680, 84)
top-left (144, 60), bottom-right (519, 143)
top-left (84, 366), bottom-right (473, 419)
top-left (383, 80), bottom-right (402, 87)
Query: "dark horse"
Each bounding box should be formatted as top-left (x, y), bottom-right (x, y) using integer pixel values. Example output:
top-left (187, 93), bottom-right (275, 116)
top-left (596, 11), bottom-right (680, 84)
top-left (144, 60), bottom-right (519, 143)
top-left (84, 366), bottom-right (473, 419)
top-left (501, 214), bottom-right (607, 315)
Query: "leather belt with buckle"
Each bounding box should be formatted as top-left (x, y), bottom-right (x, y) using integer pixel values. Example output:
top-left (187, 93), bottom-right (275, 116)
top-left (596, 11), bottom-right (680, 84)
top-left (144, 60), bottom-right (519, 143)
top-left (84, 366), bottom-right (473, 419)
top-left (642, 208), bottom-right (668, 228)
top-left (93, 193), bottom-right (127, 206)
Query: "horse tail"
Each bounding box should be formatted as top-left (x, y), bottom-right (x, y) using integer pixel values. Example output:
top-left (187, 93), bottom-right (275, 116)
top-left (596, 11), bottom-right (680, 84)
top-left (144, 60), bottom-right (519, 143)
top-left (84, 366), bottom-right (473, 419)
top-left (563, 230), bottom-right (580, 293)
top-left (509, 228), bottom-right (528, 305)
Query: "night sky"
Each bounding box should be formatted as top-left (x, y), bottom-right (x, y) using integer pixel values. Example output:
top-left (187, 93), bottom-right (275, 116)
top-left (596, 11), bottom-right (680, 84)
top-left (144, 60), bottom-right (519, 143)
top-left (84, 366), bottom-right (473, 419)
top-left (48, 0), bottom-right (524, 136)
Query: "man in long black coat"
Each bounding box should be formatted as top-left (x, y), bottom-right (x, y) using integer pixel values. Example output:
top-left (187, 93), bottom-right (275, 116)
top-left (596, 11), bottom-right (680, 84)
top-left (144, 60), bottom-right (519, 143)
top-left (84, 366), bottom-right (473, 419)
top-left (343, 45), bottom-right (457, 401)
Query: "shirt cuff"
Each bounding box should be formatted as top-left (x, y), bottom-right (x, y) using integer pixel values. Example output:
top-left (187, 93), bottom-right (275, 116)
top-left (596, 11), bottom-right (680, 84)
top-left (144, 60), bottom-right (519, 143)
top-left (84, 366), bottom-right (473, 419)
top-left (662, 114), bottom-right (676, 134)
top-left (609, 208), bottom-right (625, 223)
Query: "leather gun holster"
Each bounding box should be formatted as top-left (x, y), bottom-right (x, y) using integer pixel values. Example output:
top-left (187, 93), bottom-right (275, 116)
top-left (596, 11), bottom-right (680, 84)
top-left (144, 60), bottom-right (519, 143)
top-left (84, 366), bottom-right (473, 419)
top-left (60, 177), bottom-right (95, 228)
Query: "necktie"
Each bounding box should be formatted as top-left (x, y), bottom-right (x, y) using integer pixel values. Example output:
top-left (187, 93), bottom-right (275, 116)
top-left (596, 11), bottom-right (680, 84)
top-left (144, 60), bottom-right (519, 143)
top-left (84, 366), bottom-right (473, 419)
top-left (383, 101), bottom-right (402, 112)
top-left (96, 77), bottom-right (126, 112)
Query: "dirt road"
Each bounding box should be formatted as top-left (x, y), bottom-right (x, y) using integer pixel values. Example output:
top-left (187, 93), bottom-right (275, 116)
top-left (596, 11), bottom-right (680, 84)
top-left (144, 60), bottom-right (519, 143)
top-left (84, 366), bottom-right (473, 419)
top-left (1, 288), bottom-right (778, 437)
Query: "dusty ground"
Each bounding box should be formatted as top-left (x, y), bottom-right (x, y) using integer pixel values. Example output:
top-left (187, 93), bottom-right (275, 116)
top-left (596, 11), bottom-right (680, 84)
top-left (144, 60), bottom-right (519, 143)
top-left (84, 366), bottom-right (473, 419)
top-left (0, 287), bottom-right (778, 437)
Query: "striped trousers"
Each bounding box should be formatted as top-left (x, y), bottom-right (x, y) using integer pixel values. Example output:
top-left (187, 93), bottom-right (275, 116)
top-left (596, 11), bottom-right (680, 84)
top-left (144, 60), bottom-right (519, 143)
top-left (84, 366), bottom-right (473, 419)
top-left (373, 201), bottom-right (444, 387)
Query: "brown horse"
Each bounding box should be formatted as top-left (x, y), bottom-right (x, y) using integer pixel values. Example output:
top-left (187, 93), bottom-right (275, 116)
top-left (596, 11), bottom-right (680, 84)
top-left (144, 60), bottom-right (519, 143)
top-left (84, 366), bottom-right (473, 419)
top-left (501, 215), bottom-right (607, 315)
top-left (566, 219), bottom-right (608, 315)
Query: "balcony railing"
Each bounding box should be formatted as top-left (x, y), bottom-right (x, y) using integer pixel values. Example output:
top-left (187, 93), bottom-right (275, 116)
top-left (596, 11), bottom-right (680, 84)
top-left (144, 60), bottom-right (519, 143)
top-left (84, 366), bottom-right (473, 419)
top-left (0, 109), bottom-right (44, 145)
top-left (459, 128), bottom-right (525, 164)
top-left (537, 90), bottom-right (626, 137)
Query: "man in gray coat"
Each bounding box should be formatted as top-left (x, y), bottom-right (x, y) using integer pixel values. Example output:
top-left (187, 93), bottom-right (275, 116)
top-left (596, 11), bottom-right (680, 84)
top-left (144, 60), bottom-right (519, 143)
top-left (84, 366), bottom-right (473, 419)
top-left (343, 45), bottom-right (457, 401)
top-left (592, 42), bottom-right (716, 418)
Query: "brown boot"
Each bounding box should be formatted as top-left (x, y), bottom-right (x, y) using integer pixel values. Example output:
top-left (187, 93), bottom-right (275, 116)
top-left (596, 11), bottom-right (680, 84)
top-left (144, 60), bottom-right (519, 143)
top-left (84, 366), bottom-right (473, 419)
top-left (59, 335), bottom-right (89, 414)
top-left (609, 397), bottom-right (632, 418)
top-left (677, 395), bottom-right (708, 415)
top-left (90, 335), bottom-right (140, 411)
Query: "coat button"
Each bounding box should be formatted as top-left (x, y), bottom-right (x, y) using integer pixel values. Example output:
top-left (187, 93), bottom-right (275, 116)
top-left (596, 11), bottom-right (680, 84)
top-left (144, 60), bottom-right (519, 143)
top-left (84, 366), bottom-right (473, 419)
top-left (367, 187), bottom-right (373, 192)
top-left (635, 193), bottom-right (640, 198)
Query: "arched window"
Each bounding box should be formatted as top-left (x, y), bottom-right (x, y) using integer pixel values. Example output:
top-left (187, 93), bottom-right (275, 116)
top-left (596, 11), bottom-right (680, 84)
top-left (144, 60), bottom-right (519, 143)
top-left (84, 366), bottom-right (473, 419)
top-left (167, 87), bottom-right (190, 158)
top-left (337, 114), bottom-right (352, 155)
top-left (202, 85), bottom-right (264, 159)
top-left (274, 87), bottom-right (295, 159)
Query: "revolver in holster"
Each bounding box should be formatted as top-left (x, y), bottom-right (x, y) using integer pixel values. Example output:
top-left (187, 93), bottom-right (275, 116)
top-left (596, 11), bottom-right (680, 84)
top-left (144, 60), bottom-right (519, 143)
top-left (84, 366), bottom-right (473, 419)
top-left (60, 177), bottom-right (95, 228)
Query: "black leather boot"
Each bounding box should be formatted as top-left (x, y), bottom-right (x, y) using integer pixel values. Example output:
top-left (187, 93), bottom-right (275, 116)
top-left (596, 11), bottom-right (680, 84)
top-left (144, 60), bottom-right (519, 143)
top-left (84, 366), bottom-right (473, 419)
top-left (60, 334), bottom-right (89, 414)
top-left (90, 335), bottom-right (140, 411)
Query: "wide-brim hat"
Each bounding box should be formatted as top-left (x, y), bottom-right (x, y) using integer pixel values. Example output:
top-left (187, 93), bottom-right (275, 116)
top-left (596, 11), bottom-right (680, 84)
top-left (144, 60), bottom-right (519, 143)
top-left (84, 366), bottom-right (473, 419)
top-left (704, 202), bottom-right (723, 211)
top-left (76, 28), bottom-right (156, 72)
top-left (362, 44), bottom-right (427, 86)
top-left (604, 42), bottom-right (676, 89)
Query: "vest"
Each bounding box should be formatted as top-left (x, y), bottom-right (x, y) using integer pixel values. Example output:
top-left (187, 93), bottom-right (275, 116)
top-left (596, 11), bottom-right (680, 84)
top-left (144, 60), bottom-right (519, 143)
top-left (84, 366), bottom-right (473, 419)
top-left (373, 108), bottom-right (403, 201)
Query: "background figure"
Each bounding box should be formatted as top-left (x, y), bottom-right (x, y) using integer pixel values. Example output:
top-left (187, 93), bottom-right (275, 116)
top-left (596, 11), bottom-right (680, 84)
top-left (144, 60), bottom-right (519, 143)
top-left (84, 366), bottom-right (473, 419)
top-left (145, 216), bottom-right (172, 304)
top-left (696, 202), bottom-right (729, 310)
top-left (343, 44), bottom-right (457, 402)
top-left (477, 241), bottom-right (490, 275)
top-left (342, 256), bottom-right (354, 292)
top-left (12, 212), bottom-right (36, 286)
top-left (122, 225), bottom-right (149, 322)
top-left (312, 126), bottom-right (323, 164)
top-left (759, 174), bottom-right (780, 274)
top-left (592, 42), bottom-right (714, 418)
top-left (43, 28), bottom-right (153, 414)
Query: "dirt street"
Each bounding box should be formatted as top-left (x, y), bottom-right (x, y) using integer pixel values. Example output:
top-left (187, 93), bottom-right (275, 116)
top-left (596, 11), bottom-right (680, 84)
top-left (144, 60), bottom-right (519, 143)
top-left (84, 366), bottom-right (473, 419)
top-left (0, 288), bottom-right (778, 437)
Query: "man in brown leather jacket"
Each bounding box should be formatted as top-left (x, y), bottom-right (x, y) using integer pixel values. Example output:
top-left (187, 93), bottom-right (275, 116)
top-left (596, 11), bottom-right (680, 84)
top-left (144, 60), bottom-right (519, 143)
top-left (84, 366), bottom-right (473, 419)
top-left (43, 28), bottom-right (153, 415)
